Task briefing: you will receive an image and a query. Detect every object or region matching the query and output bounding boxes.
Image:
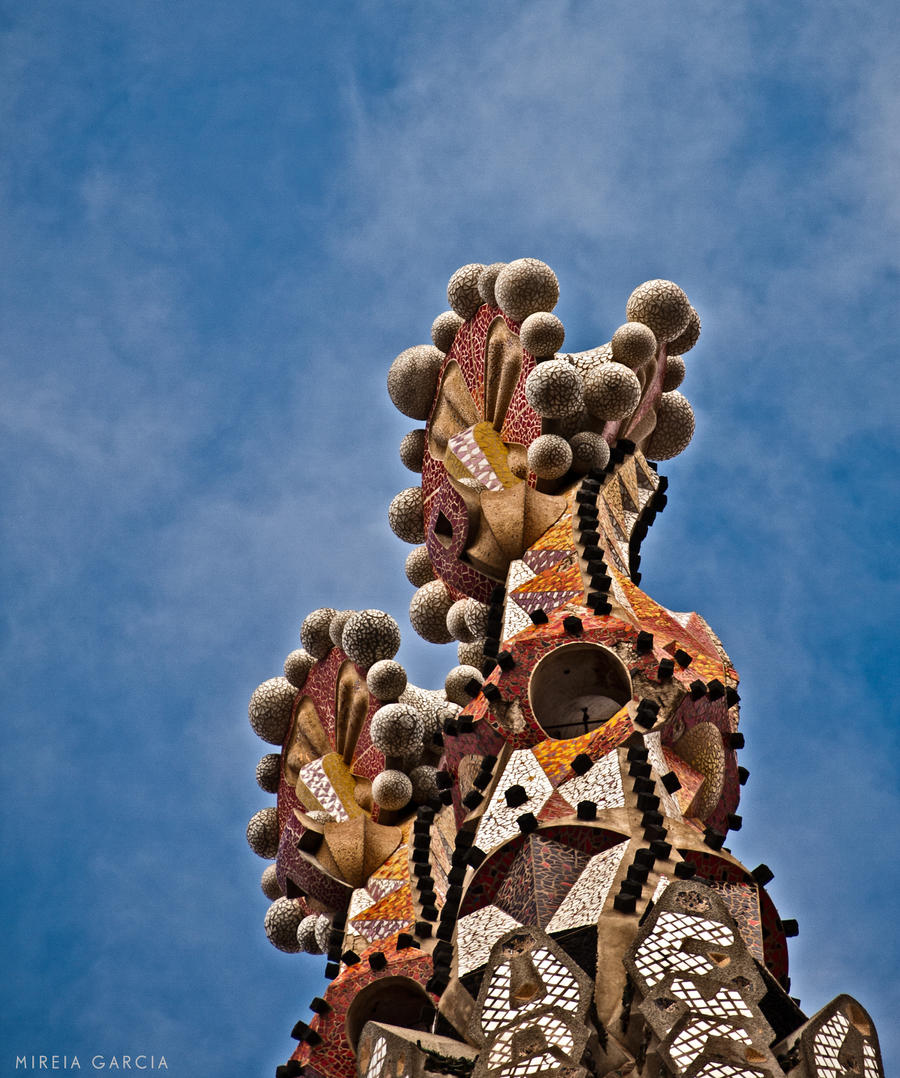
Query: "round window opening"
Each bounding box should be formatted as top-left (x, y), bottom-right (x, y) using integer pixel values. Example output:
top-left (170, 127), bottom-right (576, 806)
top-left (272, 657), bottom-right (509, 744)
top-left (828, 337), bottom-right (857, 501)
top-left (528, 642), bottom-right (632, 740)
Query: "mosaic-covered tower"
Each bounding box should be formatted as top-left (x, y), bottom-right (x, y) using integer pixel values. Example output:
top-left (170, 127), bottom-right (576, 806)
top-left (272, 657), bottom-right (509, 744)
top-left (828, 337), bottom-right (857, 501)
top-left (245, 260), bottom-right (885, 1078)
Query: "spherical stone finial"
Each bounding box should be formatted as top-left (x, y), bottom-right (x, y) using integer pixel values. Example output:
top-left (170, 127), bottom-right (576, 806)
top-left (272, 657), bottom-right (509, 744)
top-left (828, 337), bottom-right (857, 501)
top-left (462, 598), bottom-right (491, 639)
top-left (410, 764), bottom-right (440, 803)
top-left (329, 609), bottom-right (356, 650)
top-left (495, 258), bottom-right (559, 324)
top-left (399, 429), bottom-right (426, 473)
top-left (582, 363), bottom-right (642, 421)
top-left (645, 390), bottom-right (696, 460)
top-left (388, 487), bottom-right (426, 545)
top-left (296, 913), bottom-right (323, 954)
top-left (247, 807), bottom-right (280, 859)
top-left (569, 431), bottom-right (611, 474)
top-left (666, 305), bottom-right (701, 355)
top-left (445, 664), bottom-right (482, 706)
top-left (372, 769), bottom-right (414, 811)
top-left (477, 262), bottom-right (506, 306)
top-left (265, 898), bottom-right (305, 952)
top-left (662, 354), bottom-right (686, 391)
top-left (248, 677), bottom-right (297, 744)
top-left (256, 753), bottom-right (281, 794)
top-left (457, 639), bottom-right (487, 669)
top-left (370, 702), bottom-right (425, 756)
top-left (527, 434), bottom-right (573, 480)
top-left (524, 359), bottom-right (584, 419)
top-left (447, 263), bottom-right (486, 321)
top-left (314, 914), bottom-right (332, 953)
top-left (300, 608), bottom-right (337, 660)
top-left (626, 280), bottom-right (692, 344)
top-left (519, 312), bottom-right (565, 357)
top-left (610, 322), bottom-right (658, 369)
top-left (387, 345), bottom-right (444, 420)
top-left (367, 659), bottom-right (408, 702)
top-left (283, 648), bottom-right (315, 688)
top-left (409, 580), bottom-right (455, 643)
top-left (261, 864), bottom-right (282, 901)
top-left (431, 310), bottom-right (464, 354)
top-left (404, 545), bottom-right (436, 588)
top-left (446, 599), bottom-right (475, 643)
top-left (341, 609), bottom-right (402, 668)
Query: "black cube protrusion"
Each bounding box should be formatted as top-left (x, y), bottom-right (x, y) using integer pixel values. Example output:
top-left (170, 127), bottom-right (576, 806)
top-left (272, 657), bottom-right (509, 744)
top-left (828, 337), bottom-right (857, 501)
top-left (435, 922), bottom-right (455, 942)
top-left (614, 893), bottom-right (637, 913)
top-left (674, 861), bottom-right (696, 879)
top-left (635, 630), bottom-right (654, 654)
top-left (631, 571), bottom-right (642, 585)
top-left (704, 827), bottom-right (725, 850)
top-left (738, 766), bottom-right (750, 785)
top-left (497, 651), bottom-right (516, 671)
top-left (425, 976), bottom-right (447, 994)
top-left (641, 808), bottom-right (662, 826)
top-left (636, 792), bottom-right (660, 812)
top-left (482, 639), bottom-right (499, 658)
top-left (620, 878), bottom-right (643, 897)
top-left (627, 744), bottom-right (650, 762)
top-left (633, 708), bottom-right (657, 730)
top-left (338, 949), bottom-right (358, 967)
top-left (432, 732), bottom-right (444, 748)
top-left (657, 658), bottom-right (675, 679)
top-left (481, 754), bottom-right (498, 769)
top-left (516, 812), bottom-right (538, 834)
top-left (473, 770), bottom-right (492, 791)
top-left (458, 714), bottom-right (474, 733)
top-left (627, 863), bottom-right (650, 883)
top-left (752, 863), bottom-right (775, 886)
top-left (455, 829), bottom-right (474, 849)
top-left (629, 761), bottom-right (651, 778)
top-left (418, 890), bottom-right (437, 907)
top-left (611, 444), bottom-right (626, 464)
top-left (420, 904), bottom-right (439, 921)
top-left (411, 848), bottom-right (430, 864)
top-left (729, 732), bottom-right (745, 749)
top-left (309, 996), bottom-right (331, 1015)
top-left (782, 919), bottom-right (799, 937)
top-left (443, 720), bottom-right (458, 737)
top-left (439, 789), bottom-right (453, 806)
top-left (464, 678), bottom-right (483, 699)
top-left (445, 884), bottom-right (463, 906)
top-left (571, 753), bottom-right (593, 775)
top-left (633, 777), bottom-right (655, 794)
top-left (413, 863), bottom-right (433, 879)
top-left (482, 683), bottom-right (502, 704)
top-left (504, 784), bottom-right (528, 808)
top-left (576, 800), bottom-right (597, 821)
top-left (590, 573), bottom-right (612, 592)
top-left (466, 847), bottom-right (486, 869)
top-left (481, 658), bottom-right (498, 677)
top-left (689, 679), bottom-right (707, 700)
top-left (580, 529), bottom-right (601, 546)
top-left (368, 952), bottom-right (388, 971)
top-left (530, 608), bottom-right (548, 624)
top-left (415, 874), bottom-right (434, 889)
top-left (650, 839), bottom-right (672, 860)
top-left (436, 769), bottom-right (453, 789)
top-left (581, 544), bottom-right (604, 561)
top-left (412, 833), bottom-right (431, 849)
top-left (726, 813), bottom-right (743, 831)
top-left (563, 615), bottom-right (584, 636)
top-left (634, 848), bottom-right (656, 869)
top-left (448, 865), bottom-right (466, 886)
top-left (707, 678), bottom-right (726, 701)
top-left (290, 1020), bottom-right (310, 1041)
top-left (674, 649), bottom-right (693, 668)
top-left (643, 824), bottom-right (667, 842)
top-left (576, 489), bottom-right (597, 504)
top-left (726, 687), bottom-right (740, 707)
top-left (661, 771), bottom-right (682, 793)
top-left (586, 594), bottom-right (612, 614)
top-left (414, 922), bottom-right (433, 939)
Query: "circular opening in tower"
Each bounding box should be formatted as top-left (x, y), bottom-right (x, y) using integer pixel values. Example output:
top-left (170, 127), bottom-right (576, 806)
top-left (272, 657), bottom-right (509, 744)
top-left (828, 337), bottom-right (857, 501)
top-left (344, 976), bottom-right (436, 1052)
top-left (528, 642), bottom-right (632, 740)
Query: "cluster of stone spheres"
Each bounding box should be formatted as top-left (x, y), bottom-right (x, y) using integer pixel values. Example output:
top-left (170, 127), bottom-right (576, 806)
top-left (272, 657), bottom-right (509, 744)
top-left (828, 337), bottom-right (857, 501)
top-left (244, 260), bottom-right (885, 1078)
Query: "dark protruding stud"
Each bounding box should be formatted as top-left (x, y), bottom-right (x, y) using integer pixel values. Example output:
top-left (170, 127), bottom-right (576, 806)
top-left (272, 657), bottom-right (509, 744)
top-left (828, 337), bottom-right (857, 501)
top-left (483, 684), bottom-right (502, 704)
top-left (634, 848), bottom-right (656, 868)
top-left (576, 489), bottom-right (598, 504)
top-left (425, 975), bottom-right (447, 994)
top-left (458, 715), bottom-right (474, 733)
top-left (690, 679), bottom-right (707, 700)
top-left (497, 650), bottom-right (515, 671)
top-left (636, 792), bottom-right (660, 811)
top-left (309, 997), bottom-right (331, 1015)
top-left (455, 829), bottom-right (474, 849)
top-left (415, 874), bottom-right (434, 890)
top-left (738, 766), bottom-right (750, 785)
top-left (633, 777), bottom-right (655, 794)
top-left (413, 863), bottom-right (433, 879)
top-left (576, 800), bottom-right (597, 820)
top-left (674, 649), bottom-right (693, 668)
top-left (448, 865), bottom-right (466, 886)
top-left (627, 863), bottom-right (649, 883)
top-left (435, 922), bottom-right (454, 942)
top-left (704, 827), bottom-right (725, 850)
top-left (341, 949), bottom-right (361, 965)
top-left (726, 813), bottom-right (743, 831)
top-left (782, 919), bottom-right (799, 937)
top-left (436, 770), bottom-right (453, 789)
top-left (464, 678), bottom-right (482, 699)
top-left (443, 720), bottom-right (458, 737)
top-left (635, 630), bottom-right (654, 654)
top-left (643, 824), bottom-right (667, 842)
top-left (590, 573), bottom-right (612, 592)
top-left (466, 846), bottom-right (486, 868)
top-left (582, 543), bottom-right (604, 561)
top-left (649, 839), bottom-right (672, 860)
top-left (481, 658), bottom-right (498, 677)
top-left (420, 904), bottom-right (438, 921)
top-left (563, 615), bottom-right (583, 636)
top-left (629, 761), bottom-right (651, 778)
top-left (641, 809), bottom-right (663, 827)
top-left (414, 921), bottom-right (433, 939)
top-left (707, 678), bottom-right (725, 700)
top-left (516, 812), bottom-right (538, 834)
top-left (411, 848), bottom-right (430, 864)
top-left (439, 789), bottom-right (453, 805)
top-left (725, 686), bottom-right (740, 707)
top-left (290, 1020), bottom-right (310, 1041)
top-left (674, 861), bottom-right (696, 879)
top-left (657, 658), bottom-right (675, 679)
top-left (571, 753), bottom-right (593, 775)
top-left (628, 744), bottom-right (650, 762)
top-left (368, 952), bottom-right (388, 971)
top-left (661, 771), bottom-right (682, 793)
top-left (614, 892), bottom-right (637, 913)
top-left (586, 594), bottom-right (612, 614)
top-left (530, 608), bottom-right (548, 624)
top-left (580, 528), bottom-right (601, 546)
top-left (729, 731), bottom-right (745, 749)
top-left (504, 784), bottom-right (528, 808)
top-left (472, 771), bottom-right (492, 791)
top-left (752, 863), bottom-right (774, 886)
top-left (620, 878), bottom-right (642, 897)
top-left (482, 639), bottom-right (499, 658)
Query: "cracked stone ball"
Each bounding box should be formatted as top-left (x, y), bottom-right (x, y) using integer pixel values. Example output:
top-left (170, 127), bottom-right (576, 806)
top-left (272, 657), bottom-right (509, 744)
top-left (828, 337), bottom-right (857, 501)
top-left (477, 262), bottom-right (506, 306)
top-left (446, 599), bottom-right (476, 643)
top-left (283, 648), bottom-right (315, 688)
top-left (300, 608), bottom-right (337, 660)
top-left (445, 664), bottom-right (482, 706)
top-left (372, 769), bottom-right (414, 811)
top-left (261, 864), bottom-right (282, 901)
top-left (367, 659), bottom-right (408, 702)
top-left (431, 310), bottom-right (464, 354)
top-left (457, 639), bottom-right (487, 669)
top-left (296, 913), bottom-right (324, 954)
top-left (248, 677), bottom-right (297, 744)
top-left (387, 345), bottom-right (444, 420)
top-left (645, 390), bottom-right (695, 461)
top-left (388, 487), bottom-right (426, 545)
top-left (314, 914), bottom-right (332, 953)
top-left (519, 311), bottom-right (565, 357)
top-left (342, 609), bottom-right (402, 668)
top-left (255, 753), bottom-right (281, 793)
top-left (404, 545), bottom-right (436, 588)
top-left (524, 358), bottom-right (584, 418)
top-left (410, 764), bottom-right (440, 803)
top-left (409, 580), bottom-right (454, 643)
top-left (662, 354), bottom-right (686, 391)
top-left (447, 263), bottom-right (485, 320)
top-left (611, 322), bottom-right (658, 369)
top-left (582, 362), bottom-right (642, 421)
top-left (569, 431), bottom-right (611, 474)
top-left (625, 280), bottom-right (692, 344)
top-left (399, 428), bottom-right (426, 473)
top-left (370, 702), bottom-right (425, 756)
top-left (246, 807), bottom-right (280, 859)
top-left (266, 898), bottom-right (305, 952)
top-left (528, 434), bottom-right (573, 479)
top-left (495, 258), bottom-right (560, 324)
top-left (329, 609), bottom-right (356, 650)
top-left (666, 305), bottom-right (701, 355)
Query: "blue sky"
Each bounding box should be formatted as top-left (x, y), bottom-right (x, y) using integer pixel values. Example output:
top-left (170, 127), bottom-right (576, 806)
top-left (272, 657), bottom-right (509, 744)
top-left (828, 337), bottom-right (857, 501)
top-left (1, 2), bottom-right (898, 1075)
